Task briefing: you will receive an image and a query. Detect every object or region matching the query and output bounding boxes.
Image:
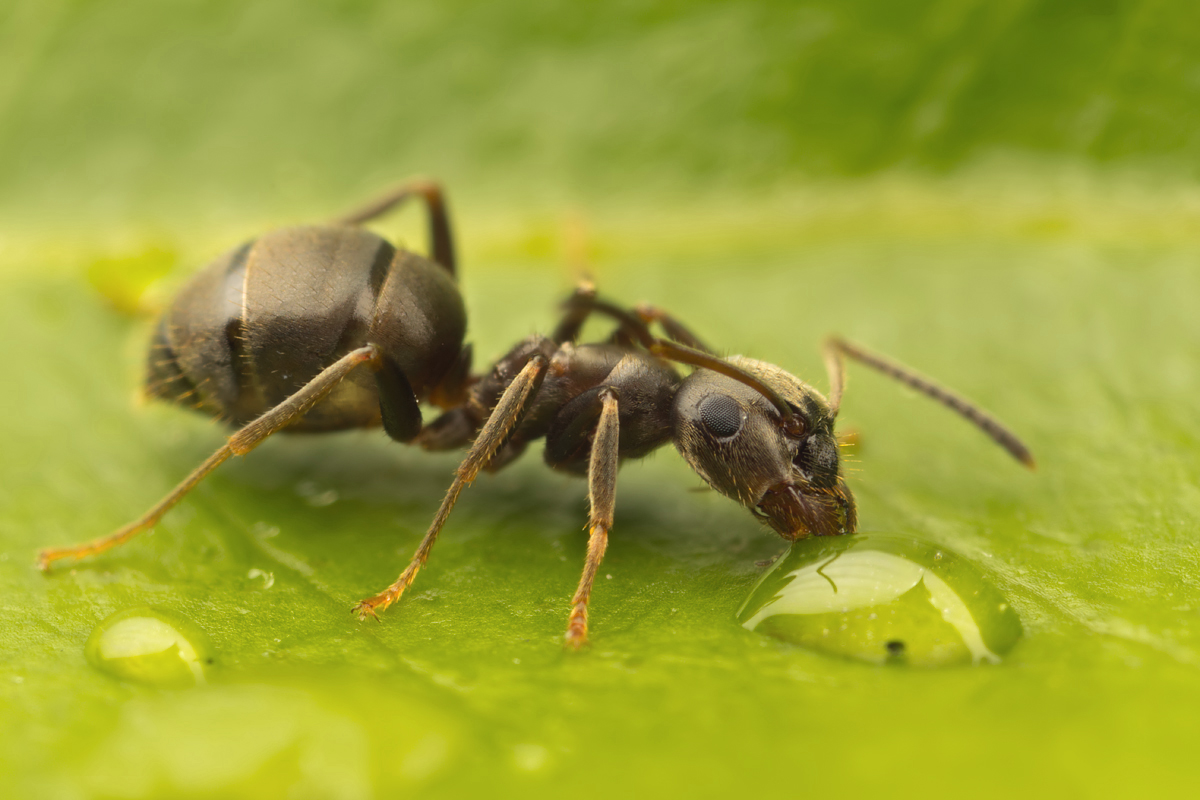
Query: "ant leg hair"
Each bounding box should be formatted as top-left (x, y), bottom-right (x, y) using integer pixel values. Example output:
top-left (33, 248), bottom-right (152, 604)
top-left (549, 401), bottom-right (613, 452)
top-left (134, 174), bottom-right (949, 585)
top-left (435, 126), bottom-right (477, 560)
top-left (824, 337), bottom-right (1035, 469)
top-left (38, 346), bottom-right (382, 571)
top-left (565, 387), bottom-right (620, 650)
top-left (333, 179), bottom-right (456, 277)
top-left (353, 355), bottom-right (550, 621)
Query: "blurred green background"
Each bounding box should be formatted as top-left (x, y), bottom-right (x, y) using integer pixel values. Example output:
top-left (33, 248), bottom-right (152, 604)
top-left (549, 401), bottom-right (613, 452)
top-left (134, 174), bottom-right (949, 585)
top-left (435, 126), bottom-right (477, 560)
top-left (3, 1), bottom-right (1200, 797)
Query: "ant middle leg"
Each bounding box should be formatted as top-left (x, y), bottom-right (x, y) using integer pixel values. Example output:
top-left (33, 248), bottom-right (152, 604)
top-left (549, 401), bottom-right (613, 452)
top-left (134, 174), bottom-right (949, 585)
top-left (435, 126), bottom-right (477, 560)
top-left (416, 335), bottom-right (556, 454)
top-left (38, 345), bottom-right (385, 571)
top-left (564, 387), bottom-right (620, 649)
top-left (353, 354), bottom-right (550, 620)
top-left (334, 179), bottom-right (456, 276)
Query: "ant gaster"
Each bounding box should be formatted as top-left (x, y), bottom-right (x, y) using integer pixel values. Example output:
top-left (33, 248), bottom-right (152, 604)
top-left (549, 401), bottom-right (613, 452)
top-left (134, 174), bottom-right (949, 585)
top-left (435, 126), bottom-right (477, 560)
top-left (38, 180), bottom-right (1034, 648)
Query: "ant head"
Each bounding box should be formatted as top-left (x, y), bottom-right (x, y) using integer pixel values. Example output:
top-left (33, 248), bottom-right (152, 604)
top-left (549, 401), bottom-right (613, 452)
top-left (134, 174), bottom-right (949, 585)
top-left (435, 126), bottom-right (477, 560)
top-left (671, 356), bottom-right (856, 540)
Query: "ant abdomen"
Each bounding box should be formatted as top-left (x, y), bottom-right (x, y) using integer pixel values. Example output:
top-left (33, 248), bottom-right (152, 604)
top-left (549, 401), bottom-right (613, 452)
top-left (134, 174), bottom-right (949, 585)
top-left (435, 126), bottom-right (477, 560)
top-left (146, 225), bottom-right (467, 433)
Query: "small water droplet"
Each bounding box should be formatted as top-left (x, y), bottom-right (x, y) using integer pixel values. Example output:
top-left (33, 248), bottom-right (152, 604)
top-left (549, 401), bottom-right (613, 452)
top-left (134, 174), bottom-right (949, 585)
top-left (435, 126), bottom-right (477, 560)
top-left (86, 607), bottom-right (212, 688)
top-left (309, 490), bottom-right (338, 507)
top-left (738, 534), bottom-right (1022, 668)
top-left (247, 568), bottom-right (275, 589)
top-left (251, 522), bottom-right (280, 539)
top-left (296, 481), bottom-right (338, 507)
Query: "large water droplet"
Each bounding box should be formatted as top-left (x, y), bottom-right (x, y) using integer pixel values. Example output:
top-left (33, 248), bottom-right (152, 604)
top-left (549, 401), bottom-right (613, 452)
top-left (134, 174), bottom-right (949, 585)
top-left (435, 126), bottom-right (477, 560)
top-left (86, 606), bottom-right (212, 688)
top-left (738, 534), bottom-right (1021, 667)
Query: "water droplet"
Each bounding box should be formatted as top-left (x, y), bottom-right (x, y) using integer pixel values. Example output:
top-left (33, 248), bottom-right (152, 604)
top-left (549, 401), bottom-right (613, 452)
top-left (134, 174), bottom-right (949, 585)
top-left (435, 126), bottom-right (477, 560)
top-left (295, 481), bottom-right (338, 507)
top-left (247, 568), bottom-right (275, 589)
top-left (86, 606), bottom-right (212, 688)
top-left (251, 522), bottom-right (280, 539)
top-left (738, 534), bottom-right (1021, 668)
top-left (308, 489), bottom-right (338, 507)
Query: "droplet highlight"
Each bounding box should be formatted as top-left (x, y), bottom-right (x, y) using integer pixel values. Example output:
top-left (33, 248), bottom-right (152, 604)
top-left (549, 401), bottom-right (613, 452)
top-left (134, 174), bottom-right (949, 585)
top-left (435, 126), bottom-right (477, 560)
top-left (247, 568), bottom-right (275, 589)
top-left (738, 534), bottom-right (1021, 667)
top-left (296, 480), bottom-right (339, 507)
top-left (86, 606), bottom-right (212, 688)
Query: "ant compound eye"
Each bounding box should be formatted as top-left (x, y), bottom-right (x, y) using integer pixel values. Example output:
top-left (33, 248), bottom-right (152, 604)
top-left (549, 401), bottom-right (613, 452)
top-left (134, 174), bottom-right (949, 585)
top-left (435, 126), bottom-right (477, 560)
top-left (698, 394), bottom-right (745, 439)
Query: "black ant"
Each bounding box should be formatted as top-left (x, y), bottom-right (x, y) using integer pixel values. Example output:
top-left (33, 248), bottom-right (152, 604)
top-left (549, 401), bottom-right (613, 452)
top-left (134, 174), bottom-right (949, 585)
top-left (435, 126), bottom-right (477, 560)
top-left (38, 180), bottom-right (1034, 648)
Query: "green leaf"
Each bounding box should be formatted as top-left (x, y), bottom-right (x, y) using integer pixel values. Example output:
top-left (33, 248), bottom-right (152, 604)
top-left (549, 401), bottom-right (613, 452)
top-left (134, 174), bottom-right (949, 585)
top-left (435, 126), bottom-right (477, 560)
top-left (3, 2), bottom-right (1200, 798)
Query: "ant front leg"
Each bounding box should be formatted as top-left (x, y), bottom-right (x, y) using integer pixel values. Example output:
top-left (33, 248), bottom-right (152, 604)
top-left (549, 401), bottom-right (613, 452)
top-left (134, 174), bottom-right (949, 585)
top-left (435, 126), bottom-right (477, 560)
top-left (632, 304), bottom-right (712, 353)
top-left (552, 281), bottom-right (597, 344)
top-left (353, 354), bottom-right (550, 620)
top-left (565, 387), bottom-right (620, 650)
top-left (334, 179), bottom-right (456, 277)
top-left (554, 286), bottom-right (714, 353)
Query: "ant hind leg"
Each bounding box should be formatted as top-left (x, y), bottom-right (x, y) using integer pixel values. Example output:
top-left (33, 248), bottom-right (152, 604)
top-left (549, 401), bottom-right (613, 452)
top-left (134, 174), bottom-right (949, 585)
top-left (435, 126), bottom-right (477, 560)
top-left (334, 179), bottom-right (456, 277)
top-left (38, 346), bottom-right (383, 571)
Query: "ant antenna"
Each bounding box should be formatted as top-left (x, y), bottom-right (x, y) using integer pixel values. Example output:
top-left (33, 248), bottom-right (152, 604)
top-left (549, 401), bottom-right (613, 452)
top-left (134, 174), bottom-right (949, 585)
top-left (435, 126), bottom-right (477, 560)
top-left (648, 340), bottom-right (798, 424)
top-left (825, 337), bottom-right (1035, 469)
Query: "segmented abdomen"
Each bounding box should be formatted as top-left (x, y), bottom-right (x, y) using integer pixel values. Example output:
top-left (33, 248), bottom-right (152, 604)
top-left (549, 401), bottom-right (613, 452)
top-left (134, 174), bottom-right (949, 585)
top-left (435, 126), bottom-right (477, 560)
top-left (145, 225), bottom-right (466, 431)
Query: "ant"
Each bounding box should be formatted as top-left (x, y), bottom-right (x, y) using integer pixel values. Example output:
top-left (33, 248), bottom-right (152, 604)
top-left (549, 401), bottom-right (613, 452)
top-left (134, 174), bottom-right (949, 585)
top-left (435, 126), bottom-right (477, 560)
top-left (38, 179), bottom-right (1034, 648)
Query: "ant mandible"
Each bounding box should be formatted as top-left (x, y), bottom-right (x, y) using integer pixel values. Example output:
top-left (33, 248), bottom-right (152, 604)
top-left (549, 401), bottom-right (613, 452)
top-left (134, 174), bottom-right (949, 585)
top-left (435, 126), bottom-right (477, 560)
top-left (38, 180), bottom-right (1034, 648)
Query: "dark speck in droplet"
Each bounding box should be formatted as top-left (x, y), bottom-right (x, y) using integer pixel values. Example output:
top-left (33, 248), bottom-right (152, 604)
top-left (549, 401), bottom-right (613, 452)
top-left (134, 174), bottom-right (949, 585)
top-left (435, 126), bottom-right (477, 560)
top-left (886, 640), bottom-right (906, 656)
